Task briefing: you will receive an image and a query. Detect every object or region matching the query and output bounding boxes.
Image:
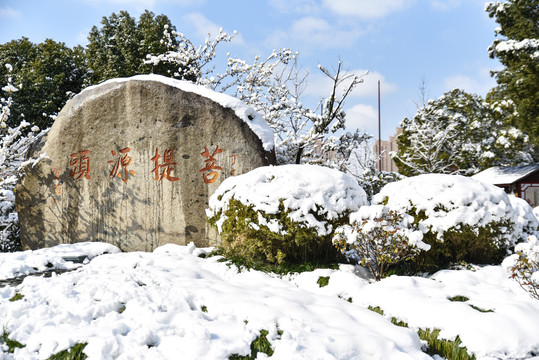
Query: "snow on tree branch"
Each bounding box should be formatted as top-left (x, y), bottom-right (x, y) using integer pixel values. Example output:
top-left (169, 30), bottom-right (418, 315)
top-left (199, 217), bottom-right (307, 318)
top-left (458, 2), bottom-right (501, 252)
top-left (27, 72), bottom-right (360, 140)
top-left (1, 64), bottom-right (48, 252)
top-left (145, 26), bottom-right (372, 169)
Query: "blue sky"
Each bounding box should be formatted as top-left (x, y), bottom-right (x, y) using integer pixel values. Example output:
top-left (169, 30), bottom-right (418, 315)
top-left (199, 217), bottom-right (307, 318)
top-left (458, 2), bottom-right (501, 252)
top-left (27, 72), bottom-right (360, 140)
top-left (0, 0), bottom-right (500, 140)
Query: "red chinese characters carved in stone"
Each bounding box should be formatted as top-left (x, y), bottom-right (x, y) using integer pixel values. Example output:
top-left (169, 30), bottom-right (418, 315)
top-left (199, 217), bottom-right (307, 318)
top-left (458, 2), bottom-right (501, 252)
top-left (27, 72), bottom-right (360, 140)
top-left (69, 150), bottom-right (91, 180)
top-left (151, 148), bottom-right (180, 182)
top-left (230, 154), bottom-right (238, 176)
top-left (52, 168), bottom-right (62, 195)
top-left (108, 147), bottom-right (135, 183)
top-left (200, 145), bottom-right (223, 184)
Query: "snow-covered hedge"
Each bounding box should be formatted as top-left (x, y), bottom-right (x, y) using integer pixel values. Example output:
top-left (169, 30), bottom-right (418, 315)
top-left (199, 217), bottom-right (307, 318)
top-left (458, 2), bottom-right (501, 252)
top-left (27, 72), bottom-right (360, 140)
top-left (368, 174), bottom-right (530, 271)
top-left (207, 164), bottom-right (367, 265)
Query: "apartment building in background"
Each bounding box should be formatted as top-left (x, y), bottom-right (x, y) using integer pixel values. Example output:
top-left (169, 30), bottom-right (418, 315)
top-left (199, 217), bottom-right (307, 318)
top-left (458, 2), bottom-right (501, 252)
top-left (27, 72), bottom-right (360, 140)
top-left (373, 127), bottom-right (402, 173)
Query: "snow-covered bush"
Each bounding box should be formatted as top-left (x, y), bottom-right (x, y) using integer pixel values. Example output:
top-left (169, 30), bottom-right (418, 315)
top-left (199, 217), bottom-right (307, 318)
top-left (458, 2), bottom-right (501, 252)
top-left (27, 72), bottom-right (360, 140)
top-left (508, 196), bottom-right (539, 240)
top-left (206, 164), bottom-right (367, 266)
top-left (333, 206), bottom-right (427, 281)
top-left (1, 64), bottom-right (47, 252)
top-left (507, 235), bottom-right (539, 300)
top-left (372, 174), bottom-right (523, 272)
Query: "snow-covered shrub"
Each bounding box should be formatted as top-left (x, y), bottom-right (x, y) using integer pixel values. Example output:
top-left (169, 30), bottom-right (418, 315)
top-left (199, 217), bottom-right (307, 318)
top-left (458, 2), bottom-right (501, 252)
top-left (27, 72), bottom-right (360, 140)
top-left (1, 64), bottom-right (47, 252)
top-left (333, 206), bottom-right (427, 281)
top-left (206, 164), bottom-right (368, 266)
top-left (508, 196), bottom-right (539, 240)
top-left (372, 174), bottom-right (523, 272)
top-left (507, 235), bottom-right (539, 300)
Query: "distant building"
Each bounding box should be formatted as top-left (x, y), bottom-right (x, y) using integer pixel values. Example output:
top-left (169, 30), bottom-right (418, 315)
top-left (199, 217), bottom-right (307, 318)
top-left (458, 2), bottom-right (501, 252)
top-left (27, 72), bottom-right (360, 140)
top-left (373, 127), bottom-right (402, 173)
top-left (472, 164), bottom-right (539, 206)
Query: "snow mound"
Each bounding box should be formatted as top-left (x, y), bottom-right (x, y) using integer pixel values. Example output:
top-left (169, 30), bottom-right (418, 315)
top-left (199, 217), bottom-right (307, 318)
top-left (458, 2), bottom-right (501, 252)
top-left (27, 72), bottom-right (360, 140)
top-left (72, 74), bottom-right (274, 151)
top-left (2, 243), bottom-right (539, 359)
top-left (372, 174), bottom-right (519, 245)
top-left (0, 243), bottom-right (429, 360)
top-left (207, 164), bottom-right (368, 235)
top-left (0, 242), bottom-right (120, 279)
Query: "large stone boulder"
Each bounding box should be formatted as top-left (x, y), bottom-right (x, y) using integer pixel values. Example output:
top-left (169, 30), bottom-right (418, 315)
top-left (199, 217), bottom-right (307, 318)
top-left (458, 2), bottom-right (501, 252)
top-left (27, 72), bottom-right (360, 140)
top-left (16, 74), bottom-right (275, 251)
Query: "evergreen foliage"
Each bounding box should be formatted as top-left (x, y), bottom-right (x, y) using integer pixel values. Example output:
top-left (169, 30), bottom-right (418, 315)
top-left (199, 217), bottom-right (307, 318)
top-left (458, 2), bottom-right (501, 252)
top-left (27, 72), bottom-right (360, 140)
top-left (486, 0), bottom-right (539, 153)
top-left (208, 199), bottom-right (345, 267)
top-left (86, 10), bottom-right (179, 84)
top-left (0, 38), bottom-right (87, 129)
top-left (412, 220), bottom-right (511, 273)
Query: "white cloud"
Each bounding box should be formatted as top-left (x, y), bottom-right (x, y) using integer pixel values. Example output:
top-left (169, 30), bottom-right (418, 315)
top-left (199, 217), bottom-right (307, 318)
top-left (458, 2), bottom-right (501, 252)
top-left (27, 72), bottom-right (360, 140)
top-left (183, 12), bottom-right (244, 44)
top-left (321, 0), bottom-right (415, 19)
top-left (266, 16), bottom-right (362, 51)
top-left (84, 0), bottom-right (204, 11)
top-left (268, 0), bottom-right (319, 14)
top-left (84, 0), bottom-right (156, 9)
top-left (345, 103), bottom-right (378, 133)
top-left (353, 70), bottom-right (398, 97)
top-left (304, 69), bottom-right (397, 99)
top-left (292, 17), bottom-right (356, 47)
top-left (443, 68), bottom-right (496, 96)
top-left (0, 7), bottom-right (22, 18)
top-left (430, 0), bottom-right (463, 11)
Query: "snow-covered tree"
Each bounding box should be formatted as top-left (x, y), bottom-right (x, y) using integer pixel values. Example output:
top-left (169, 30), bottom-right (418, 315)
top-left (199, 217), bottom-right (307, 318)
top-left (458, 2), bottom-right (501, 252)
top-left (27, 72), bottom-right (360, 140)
top-left (0, 65), bottom-right (47, 252)
top-left (486, 0), bottom-right (539, 152)
top-left (394, 89), bottom-right (533, 176)
top-left (145, 28), bottom-right (370, 167)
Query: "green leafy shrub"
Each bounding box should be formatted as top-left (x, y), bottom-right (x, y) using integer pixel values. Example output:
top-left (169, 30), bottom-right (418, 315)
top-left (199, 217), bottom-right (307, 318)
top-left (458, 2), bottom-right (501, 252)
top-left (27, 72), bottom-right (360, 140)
top-left (412, 220), bottom-right (511, 273)
top-left (207, 165), bottom-right (367, 268)
top-left (317, 276), bottom-right (330, 287)
top-left (368, 306), bottom-right (475, 360)
top-left (508, 235), bottom-right (539, 300)
top-left (47, 343), bottom-right (87, 360)
top-left (418, 329), bottom-right (475, 360)
top-left (369, 174), bottom-right (525, 273)
top-left (229, 329), bottom-right (281, 360)
top-left (9, 292), bottom-right (24, 302)
top-left (210, 199), bottom-right (345, 266)
top-left (334, 209), bottom-right (422, 280)
top-left (1, 328), bottom-right (25, 353)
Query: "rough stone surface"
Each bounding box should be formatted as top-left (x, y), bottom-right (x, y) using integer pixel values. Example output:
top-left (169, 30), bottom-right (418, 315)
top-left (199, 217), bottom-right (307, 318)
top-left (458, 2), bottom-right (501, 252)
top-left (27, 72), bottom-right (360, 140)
top-left (16, 76), bottom-right (275, 251)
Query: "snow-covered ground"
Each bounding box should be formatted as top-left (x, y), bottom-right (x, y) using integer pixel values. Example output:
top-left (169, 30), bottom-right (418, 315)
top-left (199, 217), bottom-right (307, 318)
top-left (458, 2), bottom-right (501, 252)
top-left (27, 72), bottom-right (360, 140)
top-left (1, 242), bottom-right (538, 360)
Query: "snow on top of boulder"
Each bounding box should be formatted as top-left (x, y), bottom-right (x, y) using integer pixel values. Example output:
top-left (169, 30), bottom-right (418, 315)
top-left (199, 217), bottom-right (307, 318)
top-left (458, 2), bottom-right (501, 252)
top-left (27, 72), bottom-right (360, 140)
top-left (74, 74), bottom-right (274, 151)
top-left (207, 164), bottom-right (368, 235)
top-left (372, 174), bottom-right (518, 243)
